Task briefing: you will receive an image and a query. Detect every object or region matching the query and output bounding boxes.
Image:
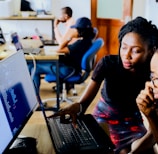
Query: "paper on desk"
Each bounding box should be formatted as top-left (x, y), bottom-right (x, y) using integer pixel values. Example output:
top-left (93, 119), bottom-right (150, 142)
top-left (44, 46), bottom-right (59, 55)
top-left (0, 43), bottom-right (16, 58)
top-left (20, 39), bottom-right (43, 48)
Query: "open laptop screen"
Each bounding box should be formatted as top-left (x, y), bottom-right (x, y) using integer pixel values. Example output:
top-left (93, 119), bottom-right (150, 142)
top-left (0, 51), bottom-right (38, 153)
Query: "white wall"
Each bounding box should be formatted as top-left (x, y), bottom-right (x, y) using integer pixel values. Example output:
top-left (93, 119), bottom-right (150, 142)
top-left (2, 0), bottom-right (158, 41)
top-left (145, 0), bottom-right (158, 26)
top-left (97, 0), bottom-right (123, 19)
top-left (132, 0), bottom-right (146, 19)
top-left (0, 0), bottom-right (91, 41)
top-left (52, 0), bottom-right (91, 20)
top-left (132, 0), bottom-right (158, 27)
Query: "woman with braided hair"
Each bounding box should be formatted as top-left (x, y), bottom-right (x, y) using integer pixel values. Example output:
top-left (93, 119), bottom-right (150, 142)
top-left (51, 17), bottom-right (158, 153)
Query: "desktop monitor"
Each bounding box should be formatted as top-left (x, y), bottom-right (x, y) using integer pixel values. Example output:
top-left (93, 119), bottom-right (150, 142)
top-left (20, 0), bottom-right (53, 14)
top-left (20, 0), bottom-right (34, 11)
top-left (0, 51), bottom-right (38, 153)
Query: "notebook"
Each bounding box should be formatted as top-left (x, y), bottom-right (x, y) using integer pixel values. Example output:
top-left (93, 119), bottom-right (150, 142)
top-left (35, 28), bottom-right (58, 46)
top-left (38, 95), bottom-right (115, 154)
top-left (0, 51), bottom-right (38, 153)
top-left (11, 32), bottom-right (42, 55)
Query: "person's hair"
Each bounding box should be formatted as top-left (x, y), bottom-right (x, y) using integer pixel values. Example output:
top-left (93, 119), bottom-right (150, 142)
top-left (118, 16), bottom-right (158, 51)
top-left (77, 27), bottom-right (95, 39)
top-left (62, 6), bottom-right (73, 17)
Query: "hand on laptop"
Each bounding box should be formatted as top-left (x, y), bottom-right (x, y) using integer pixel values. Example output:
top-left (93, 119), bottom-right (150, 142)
top-left (48, 103), bottom-right (81, 128)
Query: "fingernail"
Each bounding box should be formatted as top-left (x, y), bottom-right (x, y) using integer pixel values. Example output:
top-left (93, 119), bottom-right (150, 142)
top-left (73, 123), bottom-right (78, 128)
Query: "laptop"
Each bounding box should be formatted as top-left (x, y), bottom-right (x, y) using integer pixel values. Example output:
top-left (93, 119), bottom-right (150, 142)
top-left (11, 32), bottom-right (42, 55)
top-left (0, 51), bottom-right (38, 153)
top-left (38, 96), bottom-right (115, 154)
top-left (0, 52), bottom-right (114, 154)
top-left (35, 28), bottom-right (58, 46)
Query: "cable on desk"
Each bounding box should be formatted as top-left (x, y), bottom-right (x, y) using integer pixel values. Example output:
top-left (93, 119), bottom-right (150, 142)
top-left (29, 53), bottom-right (36, 79)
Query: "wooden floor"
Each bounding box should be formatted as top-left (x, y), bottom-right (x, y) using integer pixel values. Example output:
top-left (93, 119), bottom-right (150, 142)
top-left (39, 72), bottom-right (101, 114)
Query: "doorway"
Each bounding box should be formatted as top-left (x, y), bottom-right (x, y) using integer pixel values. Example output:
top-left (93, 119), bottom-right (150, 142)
top-left (91, 0), bottom-right (133, 62)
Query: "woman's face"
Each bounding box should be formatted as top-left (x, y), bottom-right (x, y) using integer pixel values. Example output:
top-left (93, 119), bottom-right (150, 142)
top-left (120, 32), bottom-right (151, 72)
top-left (150, 52), bottom-right (158, 99)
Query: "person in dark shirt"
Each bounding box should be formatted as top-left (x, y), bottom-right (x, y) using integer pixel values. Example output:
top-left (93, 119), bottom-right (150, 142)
top-left (51, 17), bottom-right (158, 154)
top-left (136, 49), bottom-right (158, 145)
top-left (28, 17), bottom-right (95, 93)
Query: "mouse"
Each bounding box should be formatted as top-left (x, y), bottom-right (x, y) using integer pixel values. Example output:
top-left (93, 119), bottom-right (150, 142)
top-left (0, 40), bottom-right (5, 44)
top-left (5, 137), bottom-right (37, 154)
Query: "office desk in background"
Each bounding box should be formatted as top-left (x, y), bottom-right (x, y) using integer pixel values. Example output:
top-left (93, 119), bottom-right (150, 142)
top-left (0, 41), bottom-right (62, 110)
top-left (0, 15), bottom-right (55, 42)
top-left (0, 40), bottom-right (60, 60)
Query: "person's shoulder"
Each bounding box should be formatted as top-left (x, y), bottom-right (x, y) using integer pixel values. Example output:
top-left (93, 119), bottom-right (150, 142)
top-left (70, 17), bottom-right (76, 23)
top-left (96, 55), bottom-right (120, 69)
top-left (102, 55), bottom-right (119, 63)
top-left (67, 17), bottom-right (75, 26)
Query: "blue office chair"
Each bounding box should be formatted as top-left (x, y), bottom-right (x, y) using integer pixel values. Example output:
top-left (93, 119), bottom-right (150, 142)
top-left (44, 27), bottom-right (98, 84)
top-left (43, 37), bottom-right (104, 104)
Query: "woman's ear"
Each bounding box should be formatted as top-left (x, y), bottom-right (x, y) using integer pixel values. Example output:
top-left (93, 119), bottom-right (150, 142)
top-left (151, 46), bottom-right (157, 56)
top-left (154, 46), bottom-right (157, 52)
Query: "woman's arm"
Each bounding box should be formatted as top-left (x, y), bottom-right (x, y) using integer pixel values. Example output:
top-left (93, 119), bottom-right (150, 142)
top-left (54, 18), bottom-right (63, 44)
top-left (51, 79), bottom-right (102, 126)
top-left (146, 110), bottom-right (158, 143)
top-left (131, 129), bottom-right (155, 154)
top-left (54, 18), bottom-right (76, 45)
top-left (79, 79), bottom-right (101, 113)
top-left (56, 29), bottom-right (78, 54)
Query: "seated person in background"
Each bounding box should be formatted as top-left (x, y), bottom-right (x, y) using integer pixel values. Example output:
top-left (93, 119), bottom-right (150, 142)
top-left (51, 16), bottom-right (158, 154)
top-left (29, 17), bottom-right (95, 93)
top-left (54, 6), bottom-right (76, 45)
top-left (136, 49), bottom-right (158, 144)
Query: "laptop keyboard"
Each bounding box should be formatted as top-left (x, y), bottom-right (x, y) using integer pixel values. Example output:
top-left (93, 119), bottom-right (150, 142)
top-left (47, 117), bottom-right (98, 152)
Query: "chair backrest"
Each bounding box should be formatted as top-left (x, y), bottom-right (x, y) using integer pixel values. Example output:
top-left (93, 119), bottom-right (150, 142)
top-left (45, 37), bottom-right (104, 84)
top-left (79, 37), bottom-right (104, 82)
top-left (82, 37), bottom-right (104, 73)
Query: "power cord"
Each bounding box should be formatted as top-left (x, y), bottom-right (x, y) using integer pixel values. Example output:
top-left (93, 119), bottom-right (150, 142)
top-left (28, 53), bottom-right (36, 79)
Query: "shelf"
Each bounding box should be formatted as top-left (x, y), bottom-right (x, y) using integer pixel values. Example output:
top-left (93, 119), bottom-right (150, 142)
top-left (0, 15), bottom-right (55, 20)
top-left (0, 15), bottom-right (55, 41)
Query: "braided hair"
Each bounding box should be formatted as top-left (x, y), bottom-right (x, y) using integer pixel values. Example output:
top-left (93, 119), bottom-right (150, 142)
top-left (118, 16), bottom-right (158, 51)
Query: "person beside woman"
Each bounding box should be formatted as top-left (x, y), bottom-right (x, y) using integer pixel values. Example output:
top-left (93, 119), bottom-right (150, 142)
top-left (136, 49), bottom-right (158, 145)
